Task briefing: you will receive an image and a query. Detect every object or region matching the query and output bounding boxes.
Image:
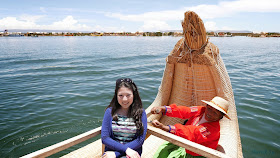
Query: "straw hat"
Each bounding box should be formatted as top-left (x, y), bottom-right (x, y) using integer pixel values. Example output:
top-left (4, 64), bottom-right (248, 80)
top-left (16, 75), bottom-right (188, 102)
top-left (202, 96), bottom-right (231, 120)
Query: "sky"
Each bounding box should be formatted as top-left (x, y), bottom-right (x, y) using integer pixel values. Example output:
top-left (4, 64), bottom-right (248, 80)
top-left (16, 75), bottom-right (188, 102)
top-left (0, 0), bottom-right (279, 33)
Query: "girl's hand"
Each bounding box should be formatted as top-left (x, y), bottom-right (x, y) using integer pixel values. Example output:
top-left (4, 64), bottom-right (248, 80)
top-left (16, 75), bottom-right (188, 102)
top-left (102, 151), bottom-right (116, 158)
top-left (151, 107), bottom-right (163, 114)
top-left (126, 148), bottom-right (140, 158)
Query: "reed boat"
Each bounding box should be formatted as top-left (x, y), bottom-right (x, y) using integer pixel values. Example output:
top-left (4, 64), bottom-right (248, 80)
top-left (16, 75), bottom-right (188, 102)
top-left (21, 11), bottom-right (243, 158)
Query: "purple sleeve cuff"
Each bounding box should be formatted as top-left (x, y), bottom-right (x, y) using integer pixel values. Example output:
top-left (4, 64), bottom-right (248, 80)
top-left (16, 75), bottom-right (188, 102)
top-left (169, 125), bottom-right (176, 134)
top-left (163, 106), bottom-right (172, 115)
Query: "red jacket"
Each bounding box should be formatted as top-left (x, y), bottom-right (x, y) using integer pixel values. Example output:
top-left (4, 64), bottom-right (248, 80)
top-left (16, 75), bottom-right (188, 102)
top-left (165, 104), bottom-right (220, 156)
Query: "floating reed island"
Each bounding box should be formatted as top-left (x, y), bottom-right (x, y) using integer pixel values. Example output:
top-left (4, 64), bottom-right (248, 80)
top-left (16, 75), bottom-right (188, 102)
top-left (1, 29), bottom-right (279, 37)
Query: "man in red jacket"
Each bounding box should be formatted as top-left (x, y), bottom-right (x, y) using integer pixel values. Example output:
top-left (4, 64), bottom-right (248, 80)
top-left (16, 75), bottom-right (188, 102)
top-left (151, 96), bottom-right (231, 157)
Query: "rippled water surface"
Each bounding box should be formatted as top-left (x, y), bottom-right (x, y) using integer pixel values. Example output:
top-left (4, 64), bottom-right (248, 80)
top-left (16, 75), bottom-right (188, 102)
top-left (0, 36), bottom-right (279, 158)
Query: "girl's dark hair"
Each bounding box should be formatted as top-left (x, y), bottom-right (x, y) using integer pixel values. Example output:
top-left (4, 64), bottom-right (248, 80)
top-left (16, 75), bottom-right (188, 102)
top-left (106, 78), bottom-right (144, 135)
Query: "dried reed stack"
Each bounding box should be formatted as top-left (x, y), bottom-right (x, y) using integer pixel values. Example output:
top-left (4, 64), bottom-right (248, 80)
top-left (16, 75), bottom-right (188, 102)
top-left (167, 11), bottom-right (218, 66)
top-left (182, 11), bottom-right (207, 50)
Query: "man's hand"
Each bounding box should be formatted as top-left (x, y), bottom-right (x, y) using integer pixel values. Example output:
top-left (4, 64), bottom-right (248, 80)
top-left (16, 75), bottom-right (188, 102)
top-left (152, 120), bottom-right (170, 132)
top-left (151, 106), bottom-right (164, 114)
top-left (152, 120), bottom-right (163, 128)
top-left (126, 148), bottom-right (140, 158)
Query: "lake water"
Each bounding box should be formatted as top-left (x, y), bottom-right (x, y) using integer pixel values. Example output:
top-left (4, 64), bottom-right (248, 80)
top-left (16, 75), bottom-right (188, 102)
top-left (0, 36), bottom-right (279, 158)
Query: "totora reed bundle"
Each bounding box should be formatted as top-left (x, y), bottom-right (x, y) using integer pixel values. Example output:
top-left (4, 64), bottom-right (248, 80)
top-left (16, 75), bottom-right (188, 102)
top-left (167, 11), bottom-right (218, 66)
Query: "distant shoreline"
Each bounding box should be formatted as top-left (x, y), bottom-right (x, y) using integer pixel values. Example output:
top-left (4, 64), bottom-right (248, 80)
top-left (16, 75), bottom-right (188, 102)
top-left (1, 31), bottom-right (280, 37)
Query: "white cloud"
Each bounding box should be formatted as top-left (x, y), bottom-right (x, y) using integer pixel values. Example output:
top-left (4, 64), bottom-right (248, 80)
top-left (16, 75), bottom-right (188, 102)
top-left (140, 20), bottom-right (171, 32)
top-left (105, 0), bottom-right (280, 31)
top-left (0, 17), bottom-right (38, 29)
top-left (221, 0), bottom-right (280, 12)
top-left (19, 14), bottom-right (45, 22)
top-left (106, 10), bottom-right (184, 22)
top-left (91, 25), bottom-right (119, 32)
top-left (204, 21), bottom-right (234, 31)
top-left (40, 7), bottom-right (47, 13)
top-left (1, 0), bottom-right (279, 32)
top-left (190, 0), bottom-right (280, 19)
top-left (204, 21), bottom-right (219, 31)
top-left (0, 15), bottom-right (94, 31)
top-left (48, 16), bottom-right (78, 29)
top-left (0, 15), bottom-right (121, 32)
top-left (43, 16), bottom-right (94, 31)
top-left (107, 0), bottom-right (280, 22)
